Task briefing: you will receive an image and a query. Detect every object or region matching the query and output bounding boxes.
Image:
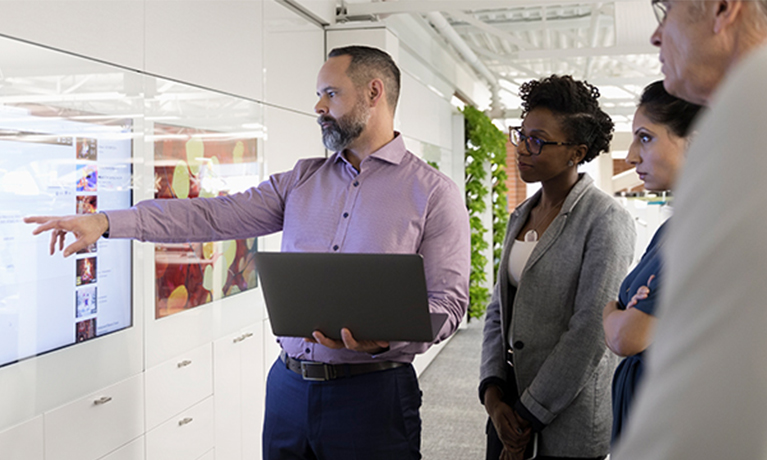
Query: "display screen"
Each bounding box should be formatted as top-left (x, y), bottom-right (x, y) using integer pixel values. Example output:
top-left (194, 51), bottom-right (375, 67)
top-left (153, 123), bottom-right (259, 319)
top-left (0, 105), bottom-right (133, 368)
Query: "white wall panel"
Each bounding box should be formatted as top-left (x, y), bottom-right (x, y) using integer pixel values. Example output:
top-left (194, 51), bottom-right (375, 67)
top-left (264, 0), bottom-right (325, 114)
top-left (0, 1), bottom-right (144, 70)
top-left (399, 73), bottom-right (454, 150)
top-left (262, 106), bottom-right (324, 176)
top-left (144, 1), bottom-right (264, 100)
top-left (259, 106), bottom-right (324, 253)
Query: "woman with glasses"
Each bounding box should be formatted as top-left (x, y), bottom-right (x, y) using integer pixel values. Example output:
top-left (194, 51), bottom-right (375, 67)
top-left (479, 75), bottom-right (635, 460)
top-left (603, 81), bottom-right (702, 446)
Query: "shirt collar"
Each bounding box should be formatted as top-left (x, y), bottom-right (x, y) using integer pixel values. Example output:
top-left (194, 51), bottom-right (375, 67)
top-left (332, 132), bottom-right (407, 167)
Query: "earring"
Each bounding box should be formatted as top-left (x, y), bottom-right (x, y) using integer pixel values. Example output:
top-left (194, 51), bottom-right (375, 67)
top-left (568, 160), bottom-right (574, 167)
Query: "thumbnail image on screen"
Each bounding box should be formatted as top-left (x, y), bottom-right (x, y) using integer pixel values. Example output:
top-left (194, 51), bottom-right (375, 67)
top-left (0, 105), bottom-right (133, 368)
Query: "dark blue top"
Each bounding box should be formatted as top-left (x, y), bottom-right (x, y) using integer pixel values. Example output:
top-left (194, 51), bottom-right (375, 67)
top-left (611, 220), bottom-right (668, 444)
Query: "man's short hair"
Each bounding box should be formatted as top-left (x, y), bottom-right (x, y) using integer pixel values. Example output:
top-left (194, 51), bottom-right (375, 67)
top-left (328, 46), bottom-right (401, 114)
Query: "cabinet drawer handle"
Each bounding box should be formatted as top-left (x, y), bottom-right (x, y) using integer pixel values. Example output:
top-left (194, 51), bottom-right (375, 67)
top-left (177, 360), bottom-right (192, 368)
top-left (234, 332), bottom-right (254, 343)
top-left (93, 396), bottom-right (112, 406)
top-left (178, 417), bottom-right (194, 427)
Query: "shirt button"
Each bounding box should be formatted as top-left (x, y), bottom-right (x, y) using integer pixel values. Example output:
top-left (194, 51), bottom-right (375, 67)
top-left (333, 245), bottom-right (339, 251)
top-left (513, 341), bottom-right (525, 350)
top-left (343, 212), bottom-right (349, 218)
top-left (353, 181), bottom-right (359, 187)
top-left (305, 348), bottom-right (311, 354)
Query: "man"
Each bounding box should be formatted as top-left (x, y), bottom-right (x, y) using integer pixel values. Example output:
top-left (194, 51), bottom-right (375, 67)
top-left (613, 1), bottom-right (767, 458)
top-left (26, 46), bottom-right (470, 459)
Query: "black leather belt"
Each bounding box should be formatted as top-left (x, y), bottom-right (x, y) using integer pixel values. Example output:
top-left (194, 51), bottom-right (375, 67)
top-left (280, 352), bottom-right (405, 381)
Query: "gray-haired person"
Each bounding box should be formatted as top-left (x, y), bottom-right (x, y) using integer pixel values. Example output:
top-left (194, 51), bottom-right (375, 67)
top-left (614, 2), bottom-right (767, 458)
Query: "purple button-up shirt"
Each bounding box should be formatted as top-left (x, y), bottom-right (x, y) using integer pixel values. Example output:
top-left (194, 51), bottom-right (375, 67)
top-left (106, 133), bottom-right (470, 364)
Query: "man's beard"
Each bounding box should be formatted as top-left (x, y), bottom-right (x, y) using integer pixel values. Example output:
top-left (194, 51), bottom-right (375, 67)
top-left (318, 101), bottom-right (369, 152)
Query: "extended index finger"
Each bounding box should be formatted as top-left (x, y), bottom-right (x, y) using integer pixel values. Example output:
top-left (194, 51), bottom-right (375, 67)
top-left (24, 216), bottom-right (67, 235)
top-left (23, 216), bottom-right (57, 224)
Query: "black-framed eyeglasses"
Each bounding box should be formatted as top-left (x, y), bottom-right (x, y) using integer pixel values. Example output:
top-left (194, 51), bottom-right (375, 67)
top-left (509, 127), bottom-right (578, 156)
top-left (651, 0), bottom-right (668, 25)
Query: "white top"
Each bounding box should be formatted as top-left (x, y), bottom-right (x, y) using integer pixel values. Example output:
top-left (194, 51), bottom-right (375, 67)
top-left (508, 238), bottom-right (537, 349)
top-left (508, 238), bottom-right (538, 287)
top-left (614, 44), bottom-right (767, 459)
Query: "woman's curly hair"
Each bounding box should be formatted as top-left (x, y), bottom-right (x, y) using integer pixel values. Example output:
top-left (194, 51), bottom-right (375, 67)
top-left (519, 75), bottom-right (614, 164)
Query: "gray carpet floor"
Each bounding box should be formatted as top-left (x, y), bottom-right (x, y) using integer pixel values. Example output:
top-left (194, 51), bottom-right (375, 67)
top-left (420, 317), bottom-right (488, 459)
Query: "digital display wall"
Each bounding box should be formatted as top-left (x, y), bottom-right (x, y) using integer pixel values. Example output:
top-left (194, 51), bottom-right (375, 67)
top-left (153, 124), bottom-right (258, 319)
top-left (0, 106), bottom-right (133, 368)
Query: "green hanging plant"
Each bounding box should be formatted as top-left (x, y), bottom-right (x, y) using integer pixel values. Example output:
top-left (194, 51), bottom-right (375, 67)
top-left (462, 105), bottom-right (508, 320)
top-left (491, 146), bottom-right (508, 284)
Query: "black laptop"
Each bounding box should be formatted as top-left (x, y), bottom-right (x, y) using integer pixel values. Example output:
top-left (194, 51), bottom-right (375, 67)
top-left (254, 252), bottom-right (448, 342)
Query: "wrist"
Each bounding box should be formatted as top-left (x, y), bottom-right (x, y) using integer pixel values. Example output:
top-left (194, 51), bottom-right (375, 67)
top-left (485, 385), bottom-right (503, 406)
top-left (98, 212), bottom-right (110, 238)
top-left (372, 345), bottom-right (390, 355)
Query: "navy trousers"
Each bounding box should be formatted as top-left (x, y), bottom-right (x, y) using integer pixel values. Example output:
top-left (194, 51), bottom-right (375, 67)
top-left (262, 358), bottom-right (422, 460)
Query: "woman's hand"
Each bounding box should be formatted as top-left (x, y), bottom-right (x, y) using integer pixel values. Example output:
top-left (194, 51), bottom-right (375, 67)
top-left (485, 386), bottom-right (532, 453)
top-left (626, 274), bottom-right (655, 309)
top-left (603, 274), bottom-right (657, 357)
top-left (500, 445), bottom-right (527, 460)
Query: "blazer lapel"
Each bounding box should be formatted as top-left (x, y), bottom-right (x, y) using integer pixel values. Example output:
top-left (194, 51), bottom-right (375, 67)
top-left (498, 195), bottom-right (537, 342)
top-left (521, 174), bottom-right (594, 278)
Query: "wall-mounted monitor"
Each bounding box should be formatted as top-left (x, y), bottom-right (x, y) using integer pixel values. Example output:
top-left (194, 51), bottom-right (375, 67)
top-left (0, 105), bottom-right (133, 368)
top-left (0, 34), bottom-right (266, 428)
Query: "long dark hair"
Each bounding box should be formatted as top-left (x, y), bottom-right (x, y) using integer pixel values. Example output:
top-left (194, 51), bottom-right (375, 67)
top-left (639, 81), bottom-right (703, 138)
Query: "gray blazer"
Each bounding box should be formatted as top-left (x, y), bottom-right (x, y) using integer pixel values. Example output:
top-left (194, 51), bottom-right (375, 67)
top-left (480, 174), bottom-right (635, 457)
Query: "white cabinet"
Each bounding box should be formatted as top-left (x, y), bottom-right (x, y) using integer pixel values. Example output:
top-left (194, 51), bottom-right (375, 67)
top-left (44, 374), bottom-right (144, 460)
top-left (146, 397), bottom-right (214, 460)
top-left (196, 449), bottom-right (216, 460)
top-left (214, 323), bottom-right (265, 460)
top-left (0, 415), bottom-right (43, 460)
top-left (98, 437), bottom-right (144, 460)
top-left (145, 344), bottom-right (213, 431)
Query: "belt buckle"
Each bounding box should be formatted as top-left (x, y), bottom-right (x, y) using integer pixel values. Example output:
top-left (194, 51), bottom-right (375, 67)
top-left (300, 361), bottom-right (330, 381)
